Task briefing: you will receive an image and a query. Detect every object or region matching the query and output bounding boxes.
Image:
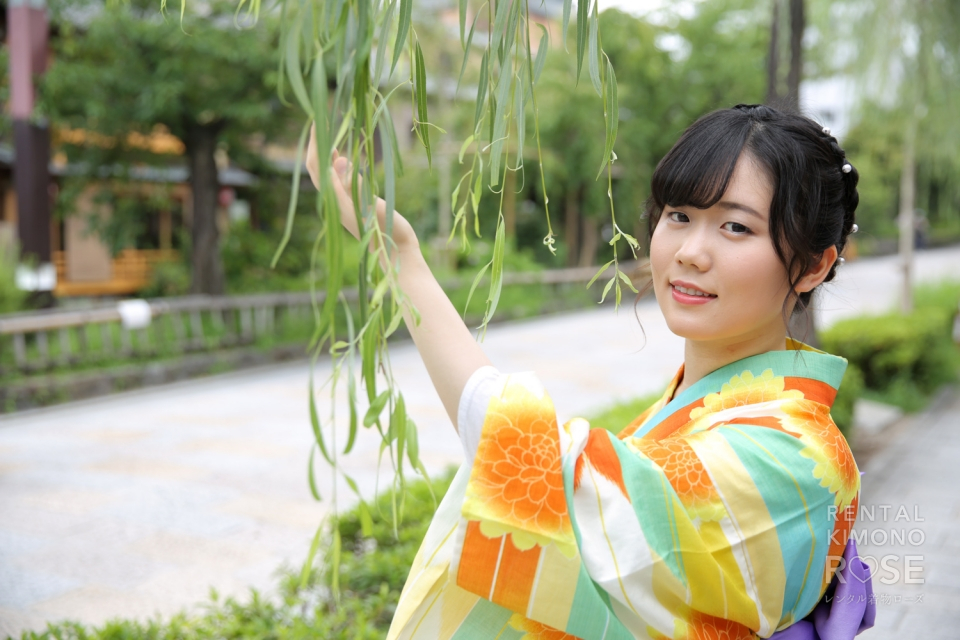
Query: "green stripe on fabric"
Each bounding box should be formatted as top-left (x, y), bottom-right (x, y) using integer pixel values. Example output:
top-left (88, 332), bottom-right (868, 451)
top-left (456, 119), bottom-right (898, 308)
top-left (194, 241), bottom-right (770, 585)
top-left (614, 438), bottom-right (689, 584)
top-left (718, 425), bottom-right (837, 621)
top-left (564, 569), bottom-right (635, 640)
top-left (635, 349), bottom-right (847, 439)
top-left (449, 597), bottom-right (514, 639)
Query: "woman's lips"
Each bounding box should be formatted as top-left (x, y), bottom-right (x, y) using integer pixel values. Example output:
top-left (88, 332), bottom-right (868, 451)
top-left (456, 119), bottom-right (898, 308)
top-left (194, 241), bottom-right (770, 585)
top-left (670, 284), bottom-right (717, 305)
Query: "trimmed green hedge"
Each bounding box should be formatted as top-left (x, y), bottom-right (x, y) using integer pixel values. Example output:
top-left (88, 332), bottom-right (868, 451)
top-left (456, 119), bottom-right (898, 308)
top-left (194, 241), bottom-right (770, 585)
top-left (821, 280), bottom-right (960, 412)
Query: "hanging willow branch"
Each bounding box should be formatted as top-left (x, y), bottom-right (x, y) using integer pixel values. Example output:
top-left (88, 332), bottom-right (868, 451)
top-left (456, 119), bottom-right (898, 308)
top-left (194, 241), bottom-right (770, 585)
top-left (172, 0), bottom-right (634, 594)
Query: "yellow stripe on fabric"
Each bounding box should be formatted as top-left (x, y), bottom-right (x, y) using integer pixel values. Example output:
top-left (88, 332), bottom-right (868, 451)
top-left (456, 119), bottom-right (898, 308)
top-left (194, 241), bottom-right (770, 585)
top-left (689, 430), bottom-right (787, 637)
top-left (440, 585), bottom-right (485, 639)
top-left (525, 543), bottom-right (580, 629)
top-left (722, 425), bottom-right (819, 618)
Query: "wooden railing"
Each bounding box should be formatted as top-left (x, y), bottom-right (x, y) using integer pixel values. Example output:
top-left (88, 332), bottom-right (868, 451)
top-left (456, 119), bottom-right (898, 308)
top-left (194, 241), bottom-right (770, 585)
top-left (53, 249), bottom-right (181, 297)
top-left (0, 261), bottom-right (650, 376)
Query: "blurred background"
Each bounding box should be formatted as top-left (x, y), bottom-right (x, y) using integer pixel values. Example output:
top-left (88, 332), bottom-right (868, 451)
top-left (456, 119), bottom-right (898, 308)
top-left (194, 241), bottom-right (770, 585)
top-left (1, 0), bottom-right (958, 637)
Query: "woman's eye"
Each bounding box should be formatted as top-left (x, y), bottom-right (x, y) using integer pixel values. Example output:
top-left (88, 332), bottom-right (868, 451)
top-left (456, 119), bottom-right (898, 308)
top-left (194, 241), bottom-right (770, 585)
top-left (722, 221), bottom-right (751, 234)
top-left (667, 211), bottom-right (689, 223)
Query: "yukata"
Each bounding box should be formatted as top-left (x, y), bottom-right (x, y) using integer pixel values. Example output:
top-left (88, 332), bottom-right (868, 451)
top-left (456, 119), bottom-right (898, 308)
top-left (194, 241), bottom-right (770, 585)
top-left (388, 340), bottom-right (875, 639)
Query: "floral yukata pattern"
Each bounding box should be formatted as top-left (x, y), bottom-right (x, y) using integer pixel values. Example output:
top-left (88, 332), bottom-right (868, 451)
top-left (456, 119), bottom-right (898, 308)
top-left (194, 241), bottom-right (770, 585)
top-left (387, 342), bottom-right (861, 640)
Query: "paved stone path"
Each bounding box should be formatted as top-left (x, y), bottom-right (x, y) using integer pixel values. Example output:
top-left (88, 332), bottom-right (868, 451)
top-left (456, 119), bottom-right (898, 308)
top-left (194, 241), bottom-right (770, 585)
top-left (1, 246), bottom-right (958, 636)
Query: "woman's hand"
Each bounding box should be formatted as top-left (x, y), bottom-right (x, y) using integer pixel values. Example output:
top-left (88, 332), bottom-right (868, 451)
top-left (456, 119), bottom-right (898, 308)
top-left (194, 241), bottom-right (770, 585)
top-left (305, 124), bottom-right (418, 256)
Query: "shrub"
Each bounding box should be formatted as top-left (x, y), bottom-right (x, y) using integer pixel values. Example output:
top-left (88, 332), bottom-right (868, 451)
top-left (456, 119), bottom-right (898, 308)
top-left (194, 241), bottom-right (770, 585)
top-left (831, 364), bottom-right (864, 442)
top-left (821, 297), bottom-right (959, 408)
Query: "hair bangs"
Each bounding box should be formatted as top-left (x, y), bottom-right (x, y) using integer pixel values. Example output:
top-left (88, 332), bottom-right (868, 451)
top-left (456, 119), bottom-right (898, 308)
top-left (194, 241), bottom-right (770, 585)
top-left (651, 113), bottom-right (755, 211)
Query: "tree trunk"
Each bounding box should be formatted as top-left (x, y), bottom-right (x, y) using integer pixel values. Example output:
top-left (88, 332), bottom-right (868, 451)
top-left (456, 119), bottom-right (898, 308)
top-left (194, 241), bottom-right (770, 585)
top-left (898, 115), bottom-right (918, 314)
top-left (578, 216), bottom-right (599, 268)
top-left (186, 122), bottom-right (225, 295)
top-left (765, 0), bottom-right (780, 105)
top-left (564, 188), bottom-right (580, 267)
top-left (786, 0), bottom-right (805, 112)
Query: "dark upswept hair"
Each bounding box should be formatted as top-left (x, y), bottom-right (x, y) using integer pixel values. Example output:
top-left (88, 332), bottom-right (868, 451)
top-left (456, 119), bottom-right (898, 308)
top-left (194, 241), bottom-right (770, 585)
top-left (645, 103), bottom-right (860, 319)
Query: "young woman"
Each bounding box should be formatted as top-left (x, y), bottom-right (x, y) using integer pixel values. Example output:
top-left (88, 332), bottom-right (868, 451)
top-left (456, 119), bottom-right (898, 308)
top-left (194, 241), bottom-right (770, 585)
top-left (307, 104), bottom-right (876, 639)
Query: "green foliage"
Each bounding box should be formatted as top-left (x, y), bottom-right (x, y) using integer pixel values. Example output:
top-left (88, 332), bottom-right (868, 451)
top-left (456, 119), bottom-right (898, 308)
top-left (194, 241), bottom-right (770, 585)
top-left (140, 259), bottom-right (192, 298)
top-left (831, 364), bottom-right (864, 442)
top-left (822, 280), bottom-right (960, 411)
top-left (0, 241), bottom-right (27, 315)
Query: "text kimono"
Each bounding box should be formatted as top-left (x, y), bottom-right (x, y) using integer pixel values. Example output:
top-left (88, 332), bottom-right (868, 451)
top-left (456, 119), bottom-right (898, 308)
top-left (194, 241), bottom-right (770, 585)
top-left (388, 341), bottom-right (872, 639)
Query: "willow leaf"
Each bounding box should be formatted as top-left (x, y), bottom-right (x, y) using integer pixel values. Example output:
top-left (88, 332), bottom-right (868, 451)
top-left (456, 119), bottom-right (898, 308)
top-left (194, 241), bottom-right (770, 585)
top-left (483, 216), bottom-right (507, 328)
top-left (515, 64), bottom-right (526, 165)
top-left (271, 120), bottom-right (310, 268)
top-left (533, 23), bottom-right (549, 84)
top-left (405, 417), bottom-right (420, 468)
top-left (456, 5), bottom-right (485, 94)
top-left (491, 0), bottom-right (512, 63)
top-left (600, 275), bottom-right (616, 303)
top-left (413, 40), bottom-right (432, 166)
top-left (373, 0), bottom-right (396, 86)
top-left (364, 390), bottom-right (390, 428)
top-left (587, 2), bottom-right (602, 96)
top-left (473, 50), bottom-right (489, 133)
top-left (391, 0), bottom-right (412, 77)
top-left (489, 63), bottom-right (513, 186)
top-left (299, 525), bottom-right (323, 589)
top-left (379, 116), bottom-right (396, 240)
top-left (309, 373), bottom-right (332, 464)
top-left (597, 53), bottom-right (619, 179)
top-left (576, 0), bottom-right (589, 83)
top-left (459, 0), bottom-right (468, 47)
top-left (284, 22), bottom-right (312, 115)
top-left (361, 318), bottom-right (378, 404)
top-left (587, 259), bottom-right (615, 288)
top-left (562, 0), bottom-right (572, 51)
top-left (393, 393), bottom-right (407, 470)
top-left (618, 267), bottom-right (638, 293)
top-left (307, 445), bottom-right (321, 501)
top-left (463, 260), bottom-right (491, 319)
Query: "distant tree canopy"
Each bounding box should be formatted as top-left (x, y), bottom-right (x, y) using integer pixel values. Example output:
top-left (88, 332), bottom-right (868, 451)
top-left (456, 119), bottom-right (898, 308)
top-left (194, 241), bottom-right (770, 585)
top-left (41, 0), bottom-right (284, 294)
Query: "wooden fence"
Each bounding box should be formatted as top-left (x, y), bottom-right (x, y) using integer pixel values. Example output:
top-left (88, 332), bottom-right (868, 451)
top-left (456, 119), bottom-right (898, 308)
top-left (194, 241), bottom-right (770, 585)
top-left (0, 260), bottom-right (649, 377)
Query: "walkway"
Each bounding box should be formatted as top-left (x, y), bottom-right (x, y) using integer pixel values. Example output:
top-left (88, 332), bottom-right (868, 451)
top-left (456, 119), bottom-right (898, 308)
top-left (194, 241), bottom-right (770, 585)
top-left (1, 246), bottom-right (958, 636)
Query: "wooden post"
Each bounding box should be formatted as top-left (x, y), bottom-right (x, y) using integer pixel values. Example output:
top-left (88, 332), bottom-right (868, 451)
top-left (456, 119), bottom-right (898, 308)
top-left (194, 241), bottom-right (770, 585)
top-left (898, 114), bottom-right (918, 314)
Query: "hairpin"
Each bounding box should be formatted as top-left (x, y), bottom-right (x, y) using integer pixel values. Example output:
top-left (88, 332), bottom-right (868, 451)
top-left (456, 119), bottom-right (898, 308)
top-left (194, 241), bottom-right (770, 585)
top-left (842, 163), bottom-right (852, 173)
top-left (851, 223), bottom-right (859, 234)
top-left (823, 126), bottom-right (831, 135)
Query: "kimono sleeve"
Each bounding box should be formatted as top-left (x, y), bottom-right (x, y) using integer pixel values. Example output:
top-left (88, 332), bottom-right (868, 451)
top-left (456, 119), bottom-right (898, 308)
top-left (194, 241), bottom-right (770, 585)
top-left (452, 371), bottom-right (860, 640)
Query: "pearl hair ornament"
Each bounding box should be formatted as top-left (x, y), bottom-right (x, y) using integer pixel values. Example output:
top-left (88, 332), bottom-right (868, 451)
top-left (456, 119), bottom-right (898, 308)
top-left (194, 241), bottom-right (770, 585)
top-left (842, 163), bottom-right (852, 174)
top-left (838, 257), bottom-right (845, 264)
top-left (823, 126), bottom-right (831, 135)
top-left (852, 223), bottom-right (859, 234)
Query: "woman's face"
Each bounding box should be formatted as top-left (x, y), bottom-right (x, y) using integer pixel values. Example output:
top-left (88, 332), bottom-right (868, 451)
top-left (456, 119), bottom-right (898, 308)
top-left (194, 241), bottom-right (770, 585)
top-left (649, 152), bottom-right (793, 349)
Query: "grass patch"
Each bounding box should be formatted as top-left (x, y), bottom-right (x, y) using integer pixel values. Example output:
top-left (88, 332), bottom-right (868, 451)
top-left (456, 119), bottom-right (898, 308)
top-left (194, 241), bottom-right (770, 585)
top-left (587, 393), bottom-right (665, 434)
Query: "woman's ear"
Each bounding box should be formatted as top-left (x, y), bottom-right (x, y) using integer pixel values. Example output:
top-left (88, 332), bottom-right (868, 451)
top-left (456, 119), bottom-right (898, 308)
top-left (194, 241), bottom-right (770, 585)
top-left (796, 245), bottom-right (839, 293)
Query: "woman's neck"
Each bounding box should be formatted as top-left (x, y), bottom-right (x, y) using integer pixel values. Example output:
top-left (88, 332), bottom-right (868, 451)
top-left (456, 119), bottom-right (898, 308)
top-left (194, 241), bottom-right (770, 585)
top-left (675, 328), bottom-right (788, 396)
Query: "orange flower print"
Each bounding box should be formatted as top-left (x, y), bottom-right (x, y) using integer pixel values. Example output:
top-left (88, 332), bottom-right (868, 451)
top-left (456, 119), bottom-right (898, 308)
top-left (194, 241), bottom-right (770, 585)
top-left (780, 399), bottom-right (860, 509)
top-left (468, 383), bottom-right (571, 549)
top-left (685, 369), bottom-right (803, 434)
top-left (681, 611), bottom-right (757, 640)
top-left (632, 433), bottom-right (727, 524)
top-left (507, 614), bottom-right (582, 639)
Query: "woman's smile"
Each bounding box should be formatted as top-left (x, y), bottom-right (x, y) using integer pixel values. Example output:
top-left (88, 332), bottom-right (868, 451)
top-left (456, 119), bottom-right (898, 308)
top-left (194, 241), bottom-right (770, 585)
top-left (670, 280), bottom-right (717, 304)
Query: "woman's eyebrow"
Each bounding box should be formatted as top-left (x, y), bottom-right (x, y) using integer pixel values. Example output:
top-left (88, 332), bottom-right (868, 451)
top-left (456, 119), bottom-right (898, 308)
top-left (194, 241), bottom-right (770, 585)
top-left (717, 200), bottom-right (765, 220)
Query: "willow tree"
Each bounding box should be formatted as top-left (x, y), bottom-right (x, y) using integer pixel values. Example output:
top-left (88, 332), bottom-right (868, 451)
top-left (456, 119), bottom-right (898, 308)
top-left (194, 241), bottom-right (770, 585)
top-left (165, 0), bottom-right (631, 579)
top-left (832, 0), bottom-right (960, 312)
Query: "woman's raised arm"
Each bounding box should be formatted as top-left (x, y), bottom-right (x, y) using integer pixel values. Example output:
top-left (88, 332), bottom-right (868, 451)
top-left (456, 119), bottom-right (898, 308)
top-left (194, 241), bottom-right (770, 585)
top-left (305, 126), bottom-right (492, 431)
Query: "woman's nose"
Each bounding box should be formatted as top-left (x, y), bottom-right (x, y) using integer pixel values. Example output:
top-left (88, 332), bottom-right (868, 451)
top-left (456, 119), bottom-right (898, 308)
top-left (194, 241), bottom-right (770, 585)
top-left (675, 228), bottom-right (712, 271)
